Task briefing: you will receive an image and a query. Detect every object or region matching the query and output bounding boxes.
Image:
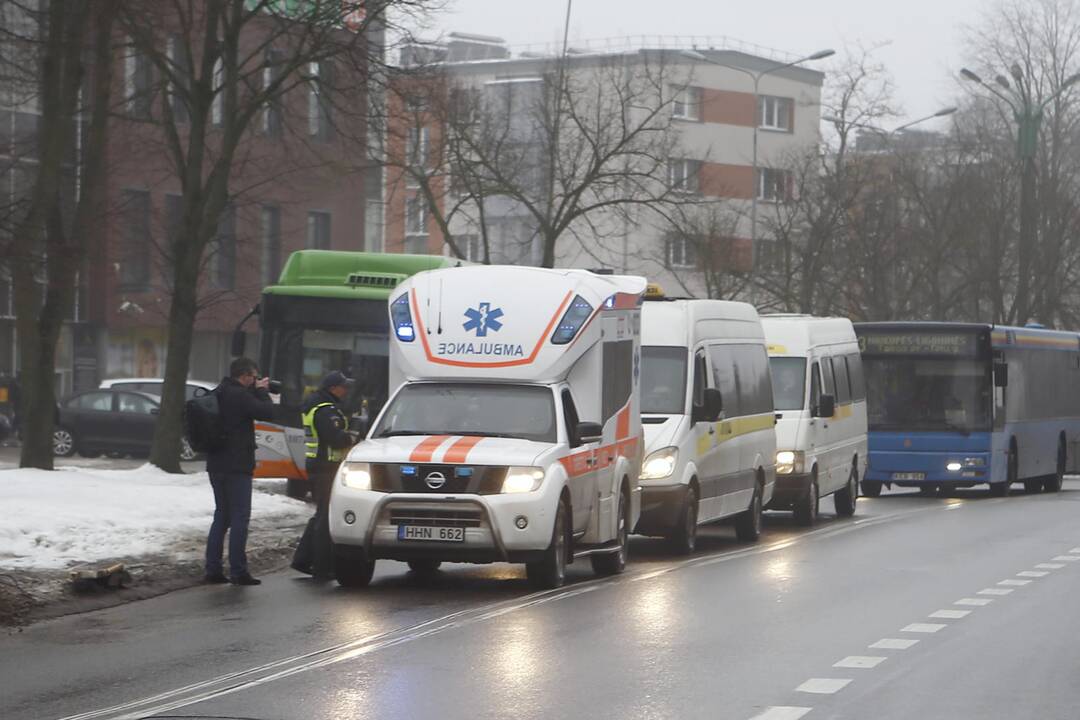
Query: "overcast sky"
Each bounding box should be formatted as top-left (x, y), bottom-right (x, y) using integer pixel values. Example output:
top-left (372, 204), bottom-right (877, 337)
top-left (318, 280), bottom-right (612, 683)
top-left (432, 0), bottom-right (990, 129)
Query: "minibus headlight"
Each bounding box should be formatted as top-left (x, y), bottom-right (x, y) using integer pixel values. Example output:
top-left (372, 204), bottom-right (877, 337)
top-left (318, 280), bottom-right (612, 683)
top-left (502, 467), bottom-right (545, 494)
top-left (641, 447), bottom-right (678, 480)
top-left (338, 462), bottom-right (372, 490)
top-left (776, 450), bottom-right (804, 475)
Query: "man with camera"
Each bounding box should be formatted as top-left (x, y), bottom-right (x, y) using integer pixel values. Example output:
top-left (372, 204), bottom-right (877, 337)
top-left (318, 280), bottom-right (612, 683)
top-left (205, 357), bottom-right (277, 586)
top-left (293, 371), bottom-right (357, 580)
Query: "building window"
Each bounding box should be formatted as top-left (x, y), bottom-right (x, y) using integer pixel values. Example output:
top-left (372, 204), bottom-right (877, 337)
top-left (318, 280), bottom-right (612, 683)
top-left (124, 37), bottom-right (153, 120)
top-left (668, 159), bottom-right (700, 194)
top-left (307, 210), bottom-right (331, 250)
top-left (759, 95), bottom-right (793, 131)
top-left (261, 205), bottom-right (281, 286)
top-left (671, 85), bottom-right (702, 121)
top-left (261, 49), bottom-right (284, 137)
top-left (209, 205), bottom-right (236, 290)
top-left (308, 61), bottom-right (333, 141)
top-left (165, 36), bottom-right (189, 124)
top-left (119, 189), bottom-right (151, 290)
top-left (757, 167), bottom-right (789, 202)
top-left (405, 236), bottom-right (428, 254)
top-left (405, 196), bottom-right (426, 237)
top-left (456, 234), bottom-right (483, 262)
top-left (405, 126), bottom-right (428, 188)
top-left (665, 233), bottom-right (698, 269)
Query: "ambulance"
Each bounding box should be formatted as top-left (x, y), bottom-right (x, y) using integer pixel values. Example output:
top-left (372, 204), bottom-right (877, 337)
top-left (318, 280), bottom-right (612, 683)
top-left (329, 266), bottom-right (646, 589)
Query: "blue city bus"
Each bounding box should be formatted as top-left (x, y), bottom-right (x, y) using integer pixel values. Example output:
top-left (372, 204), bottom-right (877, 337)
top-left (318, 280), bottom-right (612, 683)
top-left (854, 322), bottom-right (1080, 497)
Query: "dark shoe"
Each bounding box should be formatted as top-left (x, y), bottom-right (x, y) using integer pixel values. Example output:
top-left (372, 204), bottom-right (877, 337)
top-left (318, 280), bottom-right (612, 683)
top-left (204, 572), bottom-right (229, 584)
top-left (290, 561), bottom-right (313, 575)
top-left (232, 573), bottom-right (262, 586)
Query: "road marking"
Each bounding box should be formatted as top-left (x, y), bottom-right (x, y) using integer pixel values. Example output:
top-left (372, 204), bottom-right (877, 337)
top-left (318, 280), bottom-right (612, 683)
top-left (870, 638), bottom-right (919, 650)
top-left (955, 598), bottom-right (993, 606)
top-left (1018, 570), bottom-right (1049, 578)
top-left (834, 655), bottom-right (887, 669)
top-left (902, 623), bottom-right (947, 633)
top-left (1036, 563), bottom-right (1065, 569)
top-left (999, 579), bottom-right (1032, 586)
top-left (1052, 555), bottom-right (1080, 562)
top-left (930, 609), bottom-right (971, 619)
top-left (979, 588), bottom-right (1014, 595)
top-left (945, 503), bottom-right (963, 510)
top-left (748, 707), bottom-right (813, 720)
top-left (796, 678), bottom-right (852, 694)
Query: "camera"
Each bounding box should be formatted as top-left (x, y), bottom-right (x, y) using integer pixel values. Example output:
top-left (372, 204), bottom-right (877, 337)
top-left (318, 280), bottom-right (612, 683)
top-left (260, 377), bottom-right (284, 394)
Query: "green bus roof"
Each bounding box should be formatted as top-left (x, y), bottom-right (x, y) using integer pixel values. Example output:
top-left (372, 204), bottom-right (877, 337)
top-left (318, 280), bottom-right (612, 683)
top-left (263, 250), bottom-right (465, 300)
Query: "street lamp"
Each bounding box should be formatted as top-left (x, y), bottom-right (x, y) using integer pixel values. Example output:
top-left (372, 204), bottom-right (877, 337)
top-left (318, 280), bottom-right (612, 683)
top-left (822, 106), bottom-right (957, 136)
top-left (682, 47), bottom-right (835, 263)
top-left (960, 65), bottom-right (1080, 322)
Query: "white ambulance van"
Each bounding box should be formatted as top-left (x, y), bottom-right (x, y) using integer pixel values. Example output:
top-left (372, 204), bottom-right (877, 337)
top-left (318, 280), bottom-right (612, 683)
top-left (329, 266), bottom-right (646, 589)
top-left (761, 315), bottom-right (867, 525)
top-left (635, 290), bottom-right (777, 553)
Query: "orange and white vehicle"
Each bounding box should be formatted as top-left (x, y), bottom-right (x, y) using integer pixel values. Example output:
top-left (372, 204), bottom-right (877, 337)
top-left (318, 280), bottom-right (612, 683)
top-left (329, 266), bottom-right (646, 589)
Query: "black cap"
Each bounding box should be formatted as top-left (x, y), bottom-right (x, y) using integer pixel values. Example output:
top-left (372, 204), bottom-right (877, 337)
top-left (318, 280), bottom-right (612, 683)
top-left (320, 371), bottom-right (355, 389)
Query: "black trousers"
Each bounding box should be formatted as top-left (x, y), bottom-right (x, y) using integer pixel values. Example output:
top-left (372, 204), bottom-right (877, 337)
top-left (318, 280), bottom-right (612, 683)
top-left (311, 464), bottom-right (337, 576)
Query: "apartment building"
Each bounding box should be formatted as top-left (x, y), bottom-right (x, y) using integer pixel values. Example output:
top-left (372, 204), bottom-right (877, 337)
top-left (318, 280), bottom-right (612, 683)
top-left (382, 33), bottom-right (825, 297)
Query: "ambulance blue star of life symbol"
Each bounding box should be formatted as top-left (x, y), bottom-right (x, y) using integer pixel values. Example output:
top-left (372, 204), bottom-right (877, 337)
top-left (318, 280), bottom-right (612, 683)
top-left (463, 303), bottom-right (504, 337)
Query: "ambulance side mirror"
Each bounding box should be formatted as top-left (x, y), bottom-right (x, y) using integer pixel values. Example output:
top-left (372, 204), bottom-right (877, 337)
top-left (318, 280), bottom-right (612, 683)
top-left (577, 421), bottom-right (603, 444)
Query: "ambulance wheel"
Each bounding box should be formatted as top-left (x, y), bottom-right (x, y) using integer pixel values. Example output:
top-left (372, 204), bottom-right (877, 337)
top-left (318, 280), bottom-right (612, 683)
top-left (835, 463), bottom-right (858, 517)
top-left (794, 473), bottom-right (819, 526)
top-left (734, 475), bottom-right (764, 541)
top-left (333, 545), bottom-right (375, 588)
top-left (592, 489), bottom-right (629, 576)
top-left (861, 480), bottom-right (883, 498)
top-left (286, 479), bottom-right (309, 500)
top-left (407, 559), bottom-right (442, 574)
top-left (667, 484), bottom-right (698, 555)
top-left (527, 497), bottom-right (568, 589)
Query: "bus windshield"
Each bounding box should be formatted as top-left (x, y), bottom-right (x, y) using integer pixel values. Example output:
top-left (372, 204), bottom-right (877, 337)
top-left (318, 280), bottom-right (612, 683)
top-left (769, 357), bottom-right (807, 410)
top-left (641, 346), bottom-right (687, 414)
top-left (374, 384), bottom-right (557, 443)
top-left (863, 355), bottom-right (991, 433)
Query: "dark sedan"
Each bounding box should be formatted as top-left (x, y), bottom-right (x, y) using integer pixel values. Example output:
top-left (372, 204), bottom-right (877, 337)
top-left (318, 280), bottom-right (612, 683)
top-left (53, 389), bottom-right (197, 460)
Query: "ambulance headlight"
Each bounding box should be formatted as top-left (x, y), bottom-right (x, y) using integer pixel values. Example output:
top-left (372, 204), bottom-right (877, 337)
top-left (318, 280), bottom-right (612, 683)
top-left (776, 450), bottom-right (804, 475)
top-left (390, 293), bottom-right (415, 342)
top-left (641, 447), bottom-right (678, 480)
top-left (338, 462), bottom-right (373, 490)
top-left (501, 467), bottom-right (545, 494)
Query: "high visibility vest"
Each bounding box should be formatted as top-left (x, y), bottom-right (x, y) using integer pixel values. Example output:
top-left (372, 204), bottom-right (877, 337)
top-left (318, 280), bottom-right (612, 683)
top-left (302, 401), bottom-right (347, 462)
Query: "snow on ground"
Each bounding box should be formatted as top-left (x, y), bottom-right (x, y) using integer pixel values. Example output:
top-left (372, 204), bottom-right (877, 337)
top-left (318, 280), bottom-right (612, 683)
top-left (0, 465), bottom-right (309, 570)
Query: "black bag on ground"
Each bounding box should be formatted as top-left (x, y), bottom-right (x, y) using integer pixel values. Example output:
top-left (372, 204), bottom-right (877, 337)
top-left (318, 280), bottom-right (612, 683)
top-left (291, 517), bottom-right (316, 575)
top-left (184, 387), bottom-right (226, 453)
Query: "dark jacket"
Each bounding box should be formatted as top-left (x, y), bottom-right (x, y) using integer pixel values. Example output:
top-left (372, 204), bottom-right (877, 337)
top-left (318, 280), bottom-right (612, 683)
top-left (303, 389), bottom-right (354, 472)
top-left (206, 377), bottom-right (276, 475)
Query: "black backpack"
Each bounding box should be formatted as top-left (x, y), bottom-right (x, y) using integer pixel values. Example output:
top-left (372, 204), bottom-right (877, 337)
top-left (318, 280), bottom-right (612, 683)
top-left (185, 386), bottom-right (226, 453)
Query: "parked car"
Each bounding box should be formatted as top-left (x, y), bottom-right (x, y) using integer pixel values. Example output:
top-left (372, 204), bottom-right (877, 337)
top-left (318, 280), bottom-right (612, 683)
top-left (99, 377), bottom-right (217, 400)
top-left (53, 389), bottom-right (198, 461)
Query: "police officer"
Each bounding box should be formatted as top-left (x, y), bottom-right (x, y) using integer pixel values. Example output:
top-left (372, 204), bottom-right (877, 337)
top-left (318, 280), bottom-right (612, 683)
top-left (295, 371), bottom-right (356, 580)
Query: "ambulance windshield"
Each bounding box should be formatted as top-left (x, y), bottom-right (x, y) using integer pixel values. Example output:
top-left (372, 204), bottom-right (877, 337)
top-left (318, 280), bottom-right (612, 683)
top-left (374, 383), bottom-right (558, 443)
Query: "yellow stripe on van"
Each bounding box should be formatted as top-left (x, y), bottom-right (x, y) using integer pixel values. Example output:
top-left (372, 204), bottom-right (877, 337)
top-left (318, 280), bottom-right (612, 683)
top-left (766, 343), bottom-right (788, 355)
top-left (833, 403), bottom-right (854, 420)
top-left (695, 413), bottom-right (776, 457)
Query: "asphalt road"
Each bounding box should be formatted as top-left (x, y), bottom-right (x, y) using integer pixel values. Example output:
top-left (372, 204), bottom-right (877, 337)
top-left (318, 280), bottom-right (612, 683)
top-left (4, 481), bottom-right (1080, 720)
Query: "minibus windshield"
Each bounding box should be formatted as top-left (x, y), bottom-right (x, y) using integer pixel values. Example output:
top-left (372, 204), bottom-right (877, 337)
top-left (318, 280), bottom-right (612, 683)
top-left (374, 383), bottom-right (558, 443)
top-left (769, 357), bottom-right (807, 410)
top-left (641, 346), bottom-right (688, 414)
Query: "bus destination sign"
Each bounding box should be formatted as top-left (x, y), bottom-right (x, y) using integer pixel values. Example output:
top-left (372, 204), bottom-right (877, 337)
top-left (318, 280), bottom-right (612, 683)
top-left (858, 332), bottom-right (978, 356)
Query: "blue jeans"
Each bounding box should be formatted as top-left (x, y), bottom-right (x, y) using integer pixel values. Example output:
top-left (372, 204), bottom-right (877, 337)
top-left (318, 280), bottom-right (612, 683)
top-left (205, 472), bottom-right (253, 578)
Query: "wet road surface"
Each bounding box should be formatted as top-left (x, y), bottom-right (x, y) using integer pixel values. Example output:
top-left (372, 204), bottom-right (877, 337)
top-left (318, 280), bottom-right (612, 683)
top-left (4, 481), bottom-right (1080, 720)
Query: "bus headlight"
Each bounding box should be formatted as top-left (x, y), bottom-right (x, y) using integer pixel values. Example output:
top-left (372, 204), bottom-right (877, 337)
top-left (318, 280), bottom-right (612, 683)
top-left (641, 447), bottom-right (679, 480)
top-left (946, 462), bottom-right (962, 472)
top-left (776, 450), bottom-right (804, 475)
top-left (502, 467), bottom-right (545, 494)
top-left (338, 462), bottom-right (372, 490)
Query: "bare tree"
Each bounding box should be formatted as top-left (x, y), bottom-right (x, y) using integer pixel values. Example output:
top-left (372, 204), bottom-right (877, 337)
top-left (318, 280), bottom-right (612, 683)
top-left (3, 0), bottom-right (117, 469)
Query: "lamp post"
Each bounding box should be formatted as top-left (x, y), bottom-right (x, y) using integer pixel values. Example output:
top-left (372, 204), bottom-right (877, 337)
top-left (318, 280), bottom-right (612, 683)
top-left (683, 48), bottom-right (834, 265)
top-left (960, 66), bottom-right (1080, 323)
top-left (822, 106), bottom-right (958, 140)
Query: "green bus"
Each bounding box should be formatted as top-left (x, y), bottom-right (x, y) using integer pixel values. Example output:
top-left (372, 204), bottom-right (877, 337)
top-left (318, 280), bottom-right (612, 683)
top-left (243, 250), bottom-right (467, 496)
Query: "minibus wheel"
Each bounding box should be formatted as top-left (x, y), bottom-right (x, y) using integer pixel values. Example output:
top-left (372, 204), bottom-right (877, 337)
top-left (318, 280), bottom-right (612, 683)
top-left (527, 497), bottom-right (568, 589)
top-left (835, 463), bottom-right (858, 517)
top-left (668, 483), bottom-right (699, 555)
top-left (333, 545), bottom-right (376, 588)
top-left (860, 480), bottom-right (883, 498)
top-left (794, 473), bottom-right (819, 526)
top-left (734, 475), bottom-right (764, 541)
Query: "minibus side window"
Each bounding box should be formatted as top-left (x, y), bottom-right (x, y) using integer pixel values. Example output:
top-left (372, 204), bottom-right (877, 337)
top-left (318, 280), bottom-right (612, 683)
top-left (833, 354), bottom-right (852, 405)
top-left (562, 389), bottom-right (582, 448)
top-left (810, 361), bottom-right (821, 413)
top-left (692, 349), bottom-right (707, 408)
top-left (846, 353), bottom-right (866, 401)
top-left (820, 356), bottom-right (836, 397)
